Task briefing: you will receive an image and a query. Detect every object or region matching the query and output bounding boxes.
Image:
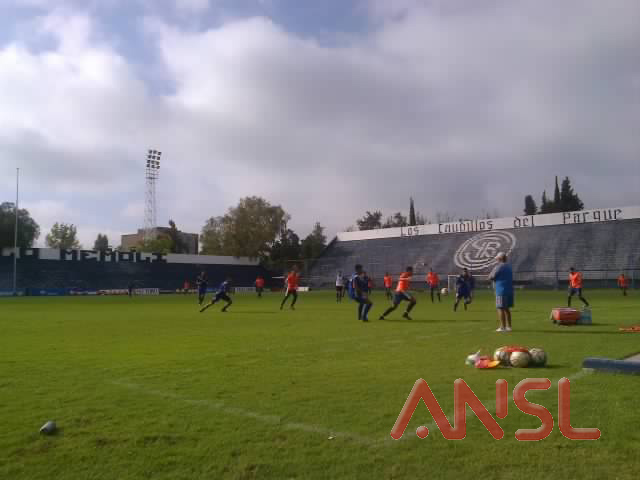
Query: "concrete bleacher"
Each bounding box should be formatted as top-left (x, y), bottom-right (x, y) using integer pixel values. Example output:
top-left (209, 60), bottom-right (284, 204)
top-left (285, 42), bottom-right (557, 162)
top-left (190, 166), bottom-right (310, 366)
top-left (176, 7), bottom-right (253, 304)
top-left (309, 218), bottom-right (640, 289)
top-left (0, 249), bottom-right (271, 292)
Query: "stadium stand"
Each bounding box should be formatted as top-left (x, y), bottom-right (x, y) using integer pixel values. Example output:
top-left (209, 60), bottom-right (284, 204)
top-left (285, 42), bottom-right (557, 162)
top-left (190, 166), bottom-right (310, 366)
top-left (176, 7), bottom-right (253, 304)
top-left (309, 215), bottom-right (640, 289)
top-left (0, 249), bottom-right (272, 293)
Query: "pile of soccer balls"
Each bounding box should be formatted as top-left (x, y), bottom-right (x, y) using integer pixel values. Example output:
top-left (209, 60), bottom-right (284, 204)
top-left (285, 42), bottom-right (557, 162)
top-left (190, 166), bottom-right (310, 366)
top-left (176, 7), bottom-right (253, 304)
top-left (494, 346), bottom-right (547, 368)
top-left (466, 346), bottom-right (547, 368)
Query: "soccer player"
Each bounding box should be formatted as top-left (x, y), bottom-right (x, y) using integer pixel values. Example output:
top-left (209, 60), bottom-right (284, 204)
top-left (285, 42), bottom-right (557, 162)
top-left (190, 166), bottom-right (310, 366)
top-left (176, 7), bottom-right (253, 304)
top-left (255, 275), bottom-right (265, 298)
top-left (379, 266), bottom-right (416, 320)
top-left (349, 264), bottom-right (373, 322)
top-left (453, 270), bottom-right (471, 311)
top-left (127, 281), bottom-right (135, 297)
top-left (383, 272), bottom-right (393, 300)
top-left (568, 267), bottom-right (589, 307)
top-left (618, 273), bottom-right (629, 296)
top-left (467, 270), bottom-right (476, 302)
top-left (200, 277), bottom-right (233, 313)
top-left (280, 265), bottom-right (300, 310)
top-left (489, 253), bottom-right (513, 332)
top-left (426, 268), bottom-right (440, 303)
top-left (366, 273), bottom-right (374, 294)
top-left (196, 271), bottom-right (208, 305)
top-left (335, 271), bottom-right (344, 302)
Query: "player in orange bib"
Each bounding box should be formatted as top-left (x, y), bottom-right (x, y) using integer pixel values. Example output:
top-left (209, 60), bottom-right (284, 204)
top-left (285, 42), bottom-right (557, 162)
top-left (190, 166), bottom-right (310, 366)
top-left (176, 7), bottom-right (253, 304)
top-left (383, 273), bottom-right (393, 300)
top-left (426, 268), bottom-right (440, 303)
top-left (280, 266), bottom-right (300, 310)
top-left (568, 267), bottom-right (589, 307)
top-left (379, 266), bottom-right (417, 320)
top-left (618, 273), bottom-right (629, 296)
top-left (255, 276), bottom-right (265, 298)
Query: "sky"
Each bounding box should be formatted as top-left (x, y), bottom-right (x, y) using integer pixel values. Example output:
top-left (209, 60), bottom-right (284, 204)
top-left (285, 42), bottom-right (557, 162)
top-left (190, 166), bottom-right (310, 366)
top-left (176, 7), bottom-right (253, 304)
top-left (0, 0), bottom-right (639, 249)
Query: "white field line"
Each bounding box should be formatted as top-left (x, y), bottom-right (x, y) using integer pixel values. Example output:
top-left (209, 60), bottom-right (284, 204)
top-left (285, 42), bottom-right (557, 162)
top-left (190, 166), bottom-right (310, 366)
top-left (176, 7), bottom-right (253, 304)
top-left (110, 380), bottom-right (382, 447)
top-left (111, 369), bottom-right (594, 449)
top-left (111, 368), bottom-right (594, 448)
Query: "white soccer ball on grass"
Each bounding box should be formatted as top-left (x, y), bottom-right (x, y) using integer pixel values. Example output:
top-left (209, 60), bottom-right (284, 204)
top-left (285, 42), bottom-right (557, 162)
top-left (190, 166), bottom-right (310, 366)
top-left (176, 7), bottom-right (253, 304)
top-left (493, 348), bottom-right (511, 366)
top-left (510, 351), bottom-right (531, 368)
top-left (528, 348), bottom-right (548, 367)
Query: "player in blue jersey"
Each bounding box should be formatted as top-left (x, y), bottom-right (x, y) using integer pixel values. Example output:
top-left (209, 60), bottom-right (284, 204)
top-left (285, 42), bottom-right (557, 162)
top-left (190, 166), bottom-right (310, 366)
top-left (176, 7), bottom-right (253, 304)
top-left (348, 264), bottom-right (373, 322)
top-left (467, 270), bottom-right (476, 303)
top-left (196, 271), bottom-right (208, 305)
top-left (453, 270), bottom-right (471, 311)
top-left (489, 253), bottom-right (514, 332)
top-left (200, 277), bottom-right (233, 313)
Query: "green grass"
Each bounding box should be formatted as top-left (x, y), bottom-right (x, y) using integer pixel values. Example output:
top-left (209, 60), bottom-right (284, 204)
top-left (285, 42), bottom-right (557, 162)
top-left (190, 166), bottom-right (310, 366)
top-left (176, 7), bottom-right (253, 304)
top-left (1, 289), bottom-right (639, 479)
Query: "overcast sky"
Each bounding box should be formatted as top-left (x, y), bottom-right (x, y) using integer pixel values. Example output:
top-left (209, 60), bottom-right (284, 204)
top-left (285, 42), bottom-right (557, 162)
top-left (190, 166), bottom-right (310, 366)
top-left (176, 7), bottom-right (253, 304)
top-left (0, 0), bottom-right (638, 248)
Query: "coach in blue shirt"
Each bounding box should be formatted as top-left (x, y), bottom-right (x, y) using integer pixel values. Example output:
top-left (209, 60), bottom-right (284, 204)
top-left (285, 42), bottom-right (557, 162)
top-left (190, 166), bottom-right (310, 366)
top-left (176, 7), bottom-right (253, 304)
top-left (489, 252), bottom-right (513, 333)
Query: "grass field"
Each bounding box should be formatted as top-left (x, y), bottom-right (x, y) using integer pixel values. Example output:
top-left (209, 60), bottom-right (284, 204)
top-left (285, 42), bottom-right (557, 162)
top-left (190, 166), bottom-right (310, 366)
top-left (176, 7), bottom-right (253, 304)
top-left (2, 289), bottom-right (640, 479)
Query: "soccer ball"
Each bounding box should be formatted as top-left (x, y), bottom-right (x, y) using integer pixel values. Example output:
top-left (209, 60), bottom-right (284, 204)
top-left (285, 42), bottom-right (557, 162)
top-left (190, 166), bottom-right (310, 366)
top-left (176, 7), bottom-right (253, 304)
top-left (510, 351), bottom-right (531, 368)
top-left (466, 351), bottom-right (481, 366)
top-left (441, 288), bottom-right (449, 296)
top-left (528, 348), bottom-right (547, 367)
top-left (493, 348), bottom-right (511, 366)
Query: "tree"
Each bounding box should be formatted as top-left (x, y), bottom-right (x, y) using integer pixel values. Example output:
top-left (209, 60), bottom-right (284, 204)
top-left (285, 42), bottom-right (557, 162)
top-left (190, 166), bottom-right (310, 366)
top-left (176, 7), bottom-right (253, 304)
top-left (559, 177), bottom-right (584, 212)
top-left (137, 235), bottom-right (173, 254)
top-left (539, 191), bottom-right (550, 214)
top-left (93, 233), bottom-right (109, 251)
top-left (356, 211), bottom-right (383, 230)
top-left (200, 196), bottom-right (290, 259)
top-left (553, 176), bottom-right (561, 209)
top-left (0, 202), bottom-right (40, 249)
top-left (435, 211), bottom-right (455, 223)
top-left (383, 212), bottom-right (408, 228)
top-left (415, 212), bottom-right (429, 225)
top-left (168, 219), bottom-right (188, 253)
top-left (46, 222), bottom-right (81, 249)
top-left (200, 216), bottom-right (226, 255)
top-left (539, 190), bottom-right (555, 214)
top-left (479, 209), bottom-right (500, 219)
top-left (301, 222), bottom-right (327, 260)
top-left (409, 198), bottom-right (417, 226)
top-left (269, 229), bottom-right (301, 266)
top-left (524, 195), bottom-right (537, 215)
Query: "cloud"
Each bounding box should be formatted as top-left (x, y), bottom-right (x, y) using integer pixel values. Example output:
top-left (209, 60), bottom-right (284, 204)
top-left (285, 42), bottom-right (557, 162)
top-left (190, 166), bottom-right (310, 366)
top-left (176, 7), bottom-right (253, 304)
top-left (151, 2), bottom-right (640, 228)
top-left (21, 199), bottom-right (71, 246)
top-left (1, 0), bottom-right (639, 247)
top-left (172, 0), bottom-right (210, 14)
top-left (121, 202), bottom-right (145, 220)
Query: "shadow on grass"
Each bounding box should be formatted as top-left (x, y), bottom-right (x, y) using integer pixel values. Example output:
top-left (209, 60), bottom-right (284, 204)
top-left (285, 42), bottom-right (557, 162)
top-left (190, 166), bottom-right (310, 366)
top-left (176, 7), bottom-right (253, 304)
top-left (517, 329), bottom-right (621, 335)
top-left (379, 317), bottom-right (489, 324)
top-left (40, 428), bottom-right (63, 437)
top-left (241, 311), bottom-right (279, 315)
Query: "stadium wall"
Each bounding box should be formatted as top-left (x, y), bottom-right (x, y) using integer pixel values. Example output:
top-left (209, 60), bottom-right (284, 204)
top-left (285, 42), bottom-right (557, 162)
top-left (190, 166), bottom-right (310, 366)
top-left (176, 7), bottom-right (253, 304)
top-left (309, 206), bottom-right (640, 289)
top-left (0, 248), bottom-right (271, 294)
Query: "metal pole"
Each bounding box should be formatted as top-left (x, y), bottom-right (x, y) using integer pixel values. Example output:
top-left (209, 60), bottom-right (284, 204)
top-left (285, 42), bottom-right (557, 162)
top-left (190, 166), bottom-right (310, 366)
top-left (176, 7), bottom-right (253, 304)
top-left (13, 168), bottom-right (19, 295)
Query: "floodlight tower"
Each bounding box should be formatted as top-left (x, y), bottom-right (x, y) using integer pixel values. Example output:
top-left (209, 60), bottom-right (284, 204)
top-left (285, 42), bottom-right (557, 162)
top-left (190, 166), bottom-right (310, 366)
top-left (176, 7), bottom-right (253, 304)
top-left (144, 149), bottom-right (161, 244)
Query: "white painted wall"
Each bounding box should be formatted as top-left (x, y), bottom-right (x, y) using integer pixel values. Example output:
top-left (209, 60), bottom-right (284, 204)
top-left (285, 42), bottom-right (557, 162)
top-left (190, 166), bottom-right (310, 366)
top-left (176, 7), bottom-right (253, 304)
top-left (337, 206), bottom-right (640, 242)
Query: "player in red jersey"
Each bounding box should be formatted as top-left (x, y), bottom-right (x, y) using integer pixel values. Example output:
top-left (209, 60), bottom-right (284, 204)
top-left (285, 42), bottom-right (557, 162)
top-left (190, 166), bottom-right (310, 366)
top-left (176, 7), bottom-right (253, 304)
top-left (618, 274), bottom-right (629, 296)
top-left (426, 268), bottom-right (440, 303)
top-left (379, 266), bottom-right (417, 320)
top-left (255, 276), bottom-right (265, 298)
top-left (280, 265), bottom-right (300, 310)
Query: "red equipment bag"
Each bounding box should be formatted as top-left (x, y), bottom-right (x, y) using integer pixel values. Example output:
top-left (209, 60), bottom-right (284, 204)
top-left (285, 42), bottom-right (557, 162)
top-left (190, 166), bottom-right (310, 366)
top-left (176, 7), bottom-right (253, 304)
top-left (551, 308), bottom-right (580, 325)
